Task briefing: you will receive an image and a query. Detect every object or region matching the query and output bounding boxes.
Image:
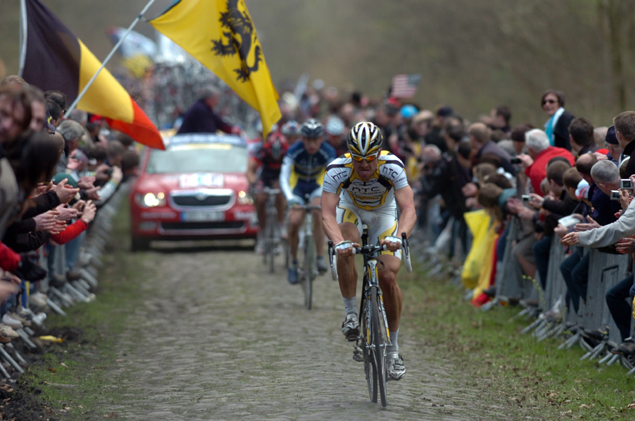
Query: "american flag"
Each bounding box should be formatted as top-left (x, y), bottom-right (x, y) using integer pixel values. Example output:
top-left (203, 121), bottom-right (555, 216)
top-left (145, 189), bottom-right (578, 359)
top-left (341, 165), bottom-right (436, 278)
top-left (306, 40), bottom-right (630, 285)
top-left (391, 74), bottom-right (421, 98)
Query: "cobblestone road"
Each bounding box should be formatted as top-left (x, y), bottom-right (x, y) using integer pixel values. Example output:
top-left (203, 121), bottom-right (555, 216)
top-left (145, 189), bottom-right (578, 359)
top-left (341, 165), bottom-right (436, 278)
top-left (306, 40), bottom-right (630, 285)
top-left (101, 244), bottom-right (506, 420)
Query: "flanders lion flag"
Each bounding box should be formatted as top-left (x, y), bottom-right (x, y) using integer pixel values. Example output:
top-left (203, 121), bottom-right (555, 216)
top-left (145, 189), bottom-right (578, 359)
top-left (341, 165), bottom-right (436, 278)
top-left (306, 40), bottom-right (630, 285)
top-left (150, 0), bottom-right (281, 138)
top-left (19, 0), bottom-right (164, 149)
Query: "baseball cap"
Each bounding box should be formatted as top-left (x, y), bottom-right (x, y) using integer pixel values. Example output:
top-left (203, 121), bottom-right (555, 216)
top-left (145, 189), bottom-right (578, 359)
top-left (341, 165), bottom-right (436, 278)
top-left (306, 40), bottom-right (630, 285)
top-left (575, 179), bottom-right (590, 200)
top-left (605, 125), bottom-right (618, 145)
top-left (437, 106), bottom-right (453, 118)
top-left (400, 105), bottom-right (418, 119)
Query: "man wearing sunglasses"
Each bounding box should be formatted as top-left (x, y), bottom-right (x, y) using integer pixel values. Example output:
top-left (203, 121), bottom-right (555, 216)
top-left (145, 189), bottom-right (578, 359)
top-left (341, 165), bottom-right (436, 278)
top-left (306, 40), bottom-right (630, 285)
top-left (280, 119), bottom-right (337, 284)
top-left (321, 122), bottom-right (416, 381)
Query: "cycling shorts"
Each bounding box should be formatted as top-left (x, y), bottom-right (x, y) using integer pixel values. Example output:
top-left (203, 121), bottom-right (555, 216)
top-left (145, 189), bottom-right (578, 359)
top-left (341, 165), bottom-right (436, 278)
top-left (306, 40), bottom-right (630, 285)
top-left (257, 169), bottom-right (281, 189)
top-left (336, 197), bottom-right (401, 259)
top-left (291, 178), bottom-right (322, 204)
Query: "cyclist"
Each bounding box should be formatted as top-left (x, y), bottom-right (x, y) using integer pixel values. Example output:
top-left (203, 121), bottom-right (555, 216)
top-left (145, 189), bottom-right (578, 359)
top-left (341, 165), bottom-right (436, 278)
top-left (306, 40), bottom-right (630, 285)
top-left (321, 122), bottom-right (416, 381)
top-left (247, 131), bottom-right (289, 254)
top-left (280, 118), bottom-right (336, 284)
top-left (281, 120), bottom-right (301, 146)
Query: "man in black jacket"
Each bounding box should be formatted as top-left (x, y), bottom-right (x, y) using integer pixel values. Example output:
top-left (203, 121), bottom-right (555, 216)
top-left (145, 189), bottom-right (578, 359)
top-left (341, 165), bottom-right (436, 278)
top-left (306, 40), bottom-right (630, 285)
top-left (177, 86), bottom-right (235, 135)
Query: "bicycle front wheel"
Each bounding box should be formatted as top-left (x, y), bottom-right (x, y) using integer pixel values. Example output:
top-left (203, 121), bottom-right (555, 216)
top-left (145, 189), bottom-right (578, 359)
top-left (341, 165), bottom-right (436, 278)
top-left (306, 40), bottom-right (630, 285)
top-left (303, 236), bottom-right (314, 310)
top-left (361, 297), bottom-right (377, 403)
top-left (370, 286), bottom-right (388, 407)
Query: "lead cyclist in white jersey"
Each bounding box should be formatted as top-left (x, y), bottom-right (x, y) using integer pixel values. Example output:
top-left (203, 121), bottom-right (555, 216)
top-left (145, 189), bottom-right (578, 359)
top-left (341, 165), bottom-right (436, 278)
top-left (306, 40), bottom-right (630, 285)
top-left (321, 122), bottom-right (416, 380)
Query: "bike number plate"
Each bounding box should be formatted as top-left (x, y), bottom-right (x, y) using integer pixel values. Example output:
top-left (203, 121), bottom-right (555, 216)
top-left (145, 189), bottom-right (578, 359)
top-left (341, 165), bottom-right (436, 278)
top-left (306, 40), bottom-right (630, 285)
top-left (181, 211), bottom-right (224, 222)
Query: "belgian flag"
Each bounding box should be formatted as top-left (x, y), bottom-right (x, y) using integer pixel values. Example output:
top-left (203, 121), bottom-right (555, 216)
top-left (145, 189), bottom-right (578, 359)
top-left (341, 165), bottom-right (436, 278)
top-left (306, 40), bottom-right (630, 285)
top-left (19, 0), bottom-right (164, 150)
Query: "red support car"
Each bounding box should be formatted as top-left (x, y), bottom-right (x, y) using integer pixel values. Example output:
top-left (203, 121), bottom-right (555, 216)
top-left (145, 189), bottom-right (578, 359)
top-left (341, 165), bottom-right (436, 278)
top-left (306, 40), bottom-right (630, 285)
top-left (129, 133), bottom-right (258, 250)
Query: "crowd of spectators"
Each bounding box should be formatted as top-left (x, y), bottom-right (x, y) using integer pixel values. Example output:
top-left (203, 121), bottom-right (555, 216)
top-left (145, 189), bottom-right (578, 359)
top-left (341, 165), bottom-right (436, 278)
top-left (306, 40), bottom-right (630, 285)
top-left (0, 74), bottom-right (140, 347)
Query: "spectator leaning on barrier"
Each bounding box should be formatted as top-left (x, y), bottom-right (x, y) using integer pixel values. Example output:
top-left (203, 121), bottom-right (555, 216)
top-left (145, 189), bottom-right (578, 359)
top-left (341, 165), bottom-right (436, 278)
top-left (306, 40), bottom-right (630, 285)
top-left (562, 174), bottom-right (635, 350)
top-left (559, 160), bottom-right (621, 315)
top-left (541, 90), bottom-right (575, 151)
top-left (588, 159), bottom-right (622, 227)
top-left (526, 161), bottom-right (577, 289)
top-left (516, 129), bottom-right (575, 195)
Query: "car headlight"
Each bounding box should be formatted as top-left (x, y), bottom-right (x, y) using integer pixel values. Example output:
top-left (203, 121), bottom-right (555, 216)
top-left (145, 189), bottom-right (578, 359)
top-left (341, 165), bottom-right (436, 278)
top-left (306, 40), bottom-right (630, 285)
top-left (135, 192), bottom-right (167, 208)
top-left (237, 190), bottom-right (254, 205)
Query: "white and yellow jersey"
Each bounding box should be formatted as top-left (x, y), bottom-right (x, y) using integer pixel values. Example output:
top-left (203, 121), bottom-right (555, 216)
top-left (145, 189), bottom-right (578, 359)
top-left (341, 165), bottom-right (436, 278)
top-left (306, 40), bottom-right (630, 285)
top-left (322, 151), bottom-right (409, 211)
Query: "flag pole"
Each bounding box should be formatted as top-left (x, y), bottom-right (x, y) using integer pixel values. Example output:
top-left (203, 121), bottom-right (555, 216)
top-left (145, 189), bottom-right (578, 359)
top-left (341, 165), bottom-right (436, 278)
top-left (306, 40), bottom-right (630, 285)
top-left (66, 0), bottom-right (157, 115)
top-left (18, 0), bottom-right (28, 76)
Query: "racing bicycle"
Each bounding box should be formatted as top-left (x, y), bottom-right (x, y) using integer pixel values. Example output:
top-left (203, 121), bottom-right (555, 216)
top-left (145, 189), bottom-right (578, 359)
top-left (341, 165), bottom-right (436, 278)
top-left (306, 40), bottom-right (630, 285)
top-left (328, 227), bottom-right (412, 407)
top-left (261, 187), bottom-right (281, 273)
top-left (295, 195), bottom-right (321, 310)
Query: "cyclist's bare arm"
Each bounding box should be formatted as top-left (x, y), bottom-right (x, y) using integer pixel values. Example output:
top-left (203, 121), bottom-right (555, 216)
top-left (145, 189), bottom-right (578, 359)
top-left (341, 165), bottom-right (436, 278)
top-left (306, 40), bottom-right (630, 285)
top-left (321, 191), bottom-right (345, 244)
top-left (246, 159), bottom-right (259, 185)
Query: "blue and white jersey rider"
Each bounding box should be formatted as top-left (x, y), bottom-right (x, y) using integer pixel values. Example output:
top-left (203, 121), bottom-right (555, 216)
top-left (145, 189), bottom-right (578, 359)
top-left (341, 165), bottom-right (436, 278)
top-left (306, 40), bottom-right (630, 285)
top-left (280, 139), bottom-right (336, 205)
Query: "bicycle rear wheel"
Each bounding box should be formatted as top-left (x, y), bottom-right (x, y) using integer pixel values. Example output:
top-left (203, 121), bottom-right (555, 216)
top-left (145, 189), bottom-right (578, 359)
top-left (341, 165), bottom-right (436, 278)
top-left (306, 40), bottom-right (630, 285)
top-left (303, 236), bottom-right (314, 309)
top-left (370, 286), bottom-right (388, 407)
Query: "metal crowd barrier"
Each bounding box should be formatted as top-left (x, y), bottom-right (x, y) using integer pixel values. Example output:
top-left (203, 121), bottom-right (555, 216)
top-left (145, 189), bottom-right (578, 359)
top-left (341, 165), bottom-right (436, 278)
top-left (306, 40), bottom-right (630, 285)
top-left (0, 182), bottom-right (130, 379)
top-left (495, 217), bottom-right (536, 303)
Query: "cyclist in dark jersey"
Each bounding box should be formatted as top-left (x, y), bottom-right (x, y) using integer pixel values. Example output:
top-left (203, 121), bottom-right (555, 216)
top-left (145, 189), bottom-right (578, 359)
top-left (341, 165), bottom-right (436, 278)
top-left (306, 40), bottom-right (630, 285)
top-left (280, 119), bottom-right (336, 283)
top-left (248, 131), bottom-right (289, 254)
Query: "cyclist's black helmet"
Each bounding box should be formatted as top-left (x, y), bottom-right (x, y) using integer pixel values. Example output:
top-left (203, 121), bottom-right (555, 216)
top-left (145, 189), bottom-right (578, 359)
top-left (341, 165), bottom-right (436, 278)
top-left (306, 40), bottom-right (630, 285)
top-left (301, 118), bottom-right (324, 139)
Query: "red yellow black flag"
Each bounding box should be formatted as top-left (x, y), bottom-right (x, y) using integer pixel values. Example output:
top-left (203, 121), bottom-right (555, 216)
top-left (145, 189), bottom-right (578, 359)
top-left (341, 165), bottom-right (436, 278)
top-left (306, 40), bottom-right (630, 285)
top-left (19, 0), bottom-right (164, 149)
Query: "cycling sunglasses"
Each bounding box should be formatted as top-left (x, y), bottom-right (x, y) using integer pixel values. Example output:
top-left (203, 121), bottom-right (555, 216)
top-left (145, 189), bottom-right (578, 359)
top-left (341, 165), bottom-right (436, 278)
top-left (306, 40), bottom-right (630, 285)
top-left (351, 153), bottom-right (379, 162)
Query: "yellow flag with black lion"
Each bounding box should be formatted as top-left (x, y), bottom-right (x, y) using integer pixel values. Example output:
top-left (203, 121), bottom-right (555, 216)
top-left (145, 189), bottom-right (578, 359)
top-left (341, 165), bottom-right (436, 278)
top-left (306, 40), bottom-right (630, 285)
top-left (150, 0), bottom-right (281, 138)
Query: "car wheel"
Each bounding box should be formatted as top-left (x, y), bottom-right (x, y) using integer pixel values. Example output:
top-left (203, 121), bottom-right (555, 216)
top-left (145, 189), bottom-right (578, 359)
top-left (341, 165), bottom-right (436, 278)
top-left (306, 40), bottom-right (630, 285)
top-left (131, 236), bottom-right (150, 252)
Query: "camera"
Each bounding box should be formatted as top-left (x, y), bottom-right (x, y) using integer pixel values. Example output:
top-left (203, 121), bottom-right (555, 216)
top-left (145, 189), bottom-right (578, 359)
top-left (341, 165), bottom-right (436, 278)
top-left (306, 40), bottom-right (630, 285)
top-left (510, 157), bottom-right (522, 165)
top-left (610, 190), bottom-right (621, 201)
top-left (522, 194), bottom-right (531, 203)
top-left (620, 179), bottom-right (633, 190)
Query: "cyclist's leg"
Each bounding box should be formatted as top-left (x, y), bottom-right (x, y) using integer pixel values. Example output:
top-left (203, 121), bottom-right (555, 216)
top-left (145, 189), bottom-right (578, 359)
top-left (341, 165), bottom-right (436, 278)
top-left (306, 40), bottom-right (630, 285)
top-left (287, 204), bottom-right (304, 262)
top-left (376, 254), bottom-right (402, 332)
top-left (336, 204), bottom-right (363, 339)
top-left (254, 182), bottom-right (268, 233)
top-left (272, 180), bottom-right (286, 225)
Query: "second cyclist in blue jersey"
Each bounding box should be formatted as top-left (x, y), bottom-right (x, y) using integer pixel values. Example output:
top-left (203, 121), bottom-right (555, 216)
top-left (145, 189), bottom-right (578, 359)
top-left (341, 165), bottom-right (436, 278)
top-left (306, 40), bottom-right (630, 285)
top-left (280, 119), bottom-right (337, 284)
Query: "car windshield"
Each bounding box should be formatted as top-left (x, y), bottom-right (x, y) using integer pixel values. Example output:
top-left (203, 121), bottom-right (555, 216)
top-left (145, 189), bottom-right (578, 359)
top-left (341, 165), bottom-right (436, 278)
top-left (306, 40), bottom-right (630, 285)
top-left (146, 144), bottom-right (248, 174)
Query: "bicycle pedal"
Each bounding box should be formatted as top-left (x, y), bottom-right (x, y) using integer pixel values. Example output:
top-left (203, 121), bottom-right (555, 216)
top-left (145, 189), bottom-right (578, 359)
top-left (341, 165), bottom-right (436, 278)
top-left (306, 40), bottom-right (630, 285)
top-left (353, 345), bottom-right (363, 362)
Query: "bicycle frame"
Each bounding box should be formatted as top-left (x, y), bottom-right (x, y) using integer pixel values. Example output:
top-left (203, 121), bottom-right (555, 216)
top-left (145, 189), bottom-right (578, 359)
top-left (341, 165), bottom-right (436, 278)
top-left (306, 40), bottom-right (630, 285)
top-left (262, 188), bottom-right (280, 272)
top-left (327, 227), bottom-right (412, 406)
top-left (294, 195), bottom-right (321, 309)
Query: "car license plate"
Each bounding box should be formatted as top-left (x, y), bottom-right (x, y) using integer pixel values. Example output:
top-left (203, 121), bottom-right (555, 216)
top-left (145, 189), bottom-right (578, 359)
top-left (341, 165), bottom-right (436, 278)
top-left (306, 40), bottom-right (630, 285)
top-left (181, 211), bottom-right (224, 222)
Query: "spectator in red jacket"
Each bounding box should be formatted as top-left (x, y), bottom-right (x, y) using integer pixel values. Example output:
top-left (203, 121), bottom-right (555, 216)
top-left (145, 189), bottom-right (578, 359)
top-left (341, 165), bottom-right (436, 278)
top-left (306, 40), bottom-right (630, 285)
top-left (516, 129), bottom-right (575, 195)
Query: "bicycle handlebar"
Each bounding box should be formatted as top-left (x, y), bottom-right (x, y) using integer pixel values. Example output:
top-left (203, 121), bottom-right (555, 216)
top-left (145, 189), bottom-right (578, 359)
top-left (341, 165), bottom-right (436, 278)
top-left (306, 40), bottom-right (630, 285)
top-left (291, 204), bottom-right (321, 211)
top-left (328, 232), bottom-right (412, 281)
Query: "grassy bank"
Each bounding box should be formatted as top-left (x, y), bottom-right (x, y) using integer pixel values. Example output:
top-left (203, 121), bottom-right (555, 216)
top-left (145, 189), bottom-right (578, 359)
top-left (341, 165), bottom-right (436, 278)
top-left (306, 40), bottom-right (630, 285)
top-left (10, 201), bottom-right (148, 420)
top-left (400, 262), bottom-right (635, 420)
